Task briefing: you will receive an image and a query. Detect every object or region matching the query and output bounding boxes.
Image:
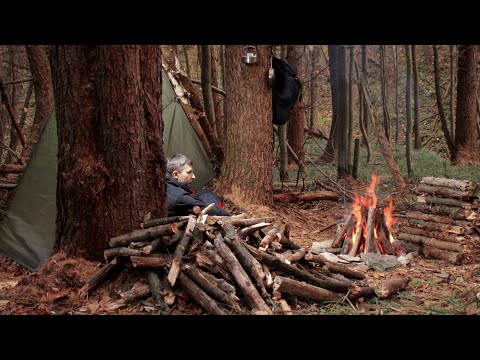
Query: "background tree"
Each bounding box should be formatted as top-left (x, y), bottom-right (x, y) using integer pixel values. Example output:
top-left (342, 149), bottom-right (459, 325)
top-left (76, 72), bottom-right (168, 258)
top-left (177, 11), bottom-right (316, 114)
top-left (336, 45), bottom-right (349, 178)
top-left (287, 45), bottom-right (306, 164)
top-left (405, 45), bottom-right (413, 178)
top-left (453, 45), bottom-right (479, 164)
top-left (216, 45), bottom-right (273, 206)
top-left (50, 45), bottom-right (166, 260)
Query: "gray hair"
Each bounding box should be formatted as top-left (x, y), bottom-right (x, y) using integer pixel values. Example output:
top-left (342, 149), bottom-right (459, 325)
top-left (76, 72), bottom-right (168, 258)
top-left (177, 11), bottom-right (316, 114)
top-left (166, 154), bottom-right (193, 175)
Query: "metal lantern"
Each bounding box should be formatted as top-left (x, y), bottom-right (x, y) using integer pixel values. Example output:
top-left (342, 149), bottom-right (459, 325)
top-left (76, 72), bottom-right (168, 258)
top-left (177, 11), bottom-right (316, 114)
top-left (242, 46), bottom-right (258, 64)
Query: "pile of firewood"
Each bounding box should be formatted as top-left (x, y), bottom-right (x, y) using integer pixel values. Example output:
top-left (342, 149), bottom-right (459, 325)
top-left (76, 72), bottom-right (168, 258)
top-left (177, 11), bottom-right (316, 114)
top-left (79, 204), bottom-right (410, 315)
top-left (395, 177), bottom-right (479, 264)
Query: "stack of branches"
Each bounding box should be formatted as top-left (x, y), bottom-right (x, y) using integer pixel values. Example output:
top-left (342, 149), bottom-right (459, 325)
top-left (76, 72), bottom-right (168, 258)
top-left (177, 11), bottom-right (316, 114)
top-left (79, 204), bottom-right (410, 315)
top-left (394, 177), bottom-right (479, 264)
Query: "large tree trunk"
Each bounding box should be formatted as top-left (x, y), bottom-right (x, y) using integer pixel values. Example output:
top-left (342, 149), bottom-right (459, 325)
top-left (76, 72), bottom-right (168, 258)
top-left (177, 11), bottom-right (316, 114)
top-left (405, 45), bottom-right (413, 178)
top-left (23, 45), bottom-right (54, 163)
top-left (287, 45), bottom-right (305, 164)
top-left (453, 45), bottom-right (479, 164)
top-left (51, 45), bottom-right (167, 261)
top-left (412, 45), bottom-right (421, 149)
top-left (216, 45), bottom-right (273, 206)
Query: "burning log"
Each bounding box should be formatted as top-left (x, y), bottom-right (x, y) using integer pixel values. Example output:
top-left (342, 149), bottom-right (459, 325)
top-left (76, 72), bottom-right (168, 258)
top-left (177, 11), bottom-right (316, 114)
top-left (273, 276), bottom-right (343, 303)
top-left (375, 278), bottom-right (410, 298)
top-left (332, 214), bottom-right (355, 248)
top-left (365, 207), bottom-right (380, 253)
top-left (397, 233), bottom-right (464, 252)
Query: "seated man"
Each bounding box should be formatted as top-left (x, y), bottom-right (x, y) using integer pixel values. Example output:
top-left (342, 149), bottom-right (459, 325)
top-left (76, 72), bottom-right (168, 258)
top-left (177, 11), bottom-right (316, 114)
top-left (166, 154), bottom-right (230, 217)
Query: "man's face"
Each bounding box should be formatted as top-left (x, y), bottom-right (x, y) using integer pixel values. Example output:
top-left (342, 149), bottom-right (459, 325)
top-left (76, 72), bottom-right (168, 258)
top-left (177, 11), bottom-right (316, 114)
top-left (173, 164), bottom-right (196, 188)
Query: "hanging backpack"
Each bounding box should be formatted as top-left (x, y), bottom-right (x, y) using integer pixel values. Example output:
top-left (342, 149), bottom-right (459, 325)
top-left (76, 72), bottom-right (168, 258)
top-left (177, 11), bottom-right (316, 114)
top-left (272, 56), bottom-right (302, 125)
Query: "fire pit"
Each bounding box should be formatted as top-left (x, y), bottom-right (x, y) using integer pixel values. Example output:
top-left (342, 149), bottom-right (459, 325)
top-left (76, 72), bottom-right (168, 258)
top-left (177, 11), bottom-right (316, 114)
top-left (332, 174), bottom-right (396, 256)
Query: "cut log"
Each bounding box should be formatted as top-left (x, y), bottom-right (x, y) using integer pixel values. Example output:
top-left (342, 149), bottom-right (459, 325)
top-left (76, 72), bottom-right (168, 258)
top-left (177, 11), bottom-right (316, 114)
top-left (196, 250), bottom-right (235, 283)
top-left (332, 214), bottom-right (355, 248)
top-left (403, 210), bottom-right (457, 225)
top-left (104, 247), bottom-right (143, 261)
top-left (238, 222), bottom-right (272, 238)
top-left (282, 248), bottom-right (305, 263)
top-left (273, 276), bottom-right (342, 303)
top-left (417, 196), bottom-right (473, 210)
top-left (245, 243), bottom-right (354, 293)
top-left (200, 269), bottom-right (239, 301)
top-left (177, 272), bottom-right (226, 315)
top-left (391, 240), bottom-right (422, 255)
top-left (223, 237), bottom-right (269, 299)
top-left (324, 263), bottom-right (366, 280)
top-left (421, 177), bottom-right (476, 192)
top-left (348, 286), bottom-right (376, 301)
top-left (211, 216), bottom-right (275, 227)
top-left (415, 183), bottom-right (475, 200)
top-left (410, 203), bottom-right (477, 221)
top-left (262, 264), bottom-right (273, 287)
top-left (167, 217), bottom-right (197, 286)
top-left (162, 274), bottom-right (175, 305)
top-left (109, 222), bottom-right (182, 247)
top-left (421, 246), bottom-right (462, 264)
top-left (375, 277), bottom-right (410, 298)
top-left (274, 191), bottom-right (339, 203)
top-left (407, 219), bottom-right (464, 234)
top-left (376, 211), bottom-right (395, 255)
top-left (402, 226), bottom-right (462, 243)
top-left (273, 180), bottom-right (316, 188)
top-left (141, 239), bottom-right (164, 255)
top-left (397, 233), bottom-right (464, 252)
top-left (130, 254), bottom-right (173, 269)
top-left (183, 264), bottom-right (241, 312)
top-left (348, 210), bottom-right (365, 257)
top-left (146, 271), bottom-right (170, 313)
top-left (214, 236), bottom-right (271, 313)
top-left (78, 262), bottom-right (117, 299)
top-left (259, 225), bottom-right (281, 250)
top-left (143, 215), bottom-right (190, 229)
top-left (106, 283), bottom-right (151, 311)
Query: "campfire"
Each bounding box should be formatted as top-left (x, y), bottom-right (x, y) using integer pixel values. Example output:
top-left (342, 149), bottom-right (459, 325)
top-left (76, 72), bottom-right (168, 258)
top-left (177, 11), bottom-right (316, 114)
top-left (332, 174), bottom-right (396, 256)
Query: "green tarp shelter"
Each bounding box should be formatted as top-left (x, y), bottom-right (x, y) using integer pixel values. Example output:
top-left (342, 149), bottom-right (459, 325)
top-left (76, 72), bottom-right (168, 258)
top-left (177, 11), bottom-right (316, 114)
top-left (0, 72), bottom-right (216, 270)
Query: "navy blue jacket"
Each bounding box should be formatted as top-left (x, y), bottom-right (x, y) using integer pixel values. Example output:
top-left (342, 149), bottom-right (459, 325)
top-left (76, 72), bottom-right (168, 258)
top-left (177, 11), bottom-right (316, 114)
top-left (166, 175), bottom-right (230, 216)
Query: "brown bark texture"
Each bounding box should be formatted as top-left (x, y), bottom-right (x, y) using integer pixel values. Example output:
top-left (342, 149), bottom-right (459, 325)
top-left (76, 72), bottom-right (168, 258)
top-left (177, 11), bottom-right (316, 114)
top-left (216, 45), bottom-right (273, 206)
top-left (51, 45), bottom-right (167, 261)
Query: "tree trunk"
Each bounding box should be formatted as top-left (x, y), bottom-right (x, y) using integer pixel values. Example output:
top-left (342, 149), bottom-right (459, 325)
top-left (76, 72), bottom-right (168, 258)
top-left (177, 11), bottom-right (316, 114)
top-left (394, 45), bottom-right (400, 144)
top-left (453, 45), bottom-right (479, 164)
top-left (449, 45), bottom-right (456, 140)
top-left (380, 45), bottom-right (391, 141)
top-left (287, 45), bottom-right (305, 164)
top-left (278, 46), bottom-right (289, 181)
top-left (336, 45), bottom-right (349, 178)
top-left (405, 45), bottom-right (413, 178)
top-left (199, 45), bottom-right (217, 136)
top-left (216, 45), bottom-right (273, 206)
top-left (320, 45), bottom-right (338, 163)
top-left (433, 45), bottom-right (455, 157)
top-left (23, 45), bottom-right (54, 163)
top-left (51, 45), bottom-right (167, 261)
top-left (412, 45), bottom-right (421, 149)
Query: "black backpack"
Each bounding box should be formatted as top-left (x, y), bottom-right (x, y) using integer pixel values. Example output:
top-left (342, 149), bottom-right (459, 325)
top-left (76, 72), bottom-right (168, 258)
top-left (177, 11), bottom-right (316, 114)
top-left (272, 56), bottom-right (302, 125)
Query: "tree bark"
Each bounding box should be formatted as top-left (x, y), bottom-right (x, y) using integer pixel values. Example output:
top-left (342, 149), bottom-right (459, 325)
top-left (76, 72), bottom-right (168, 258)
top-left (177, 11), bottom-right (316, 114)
top-left (216, 45), bottom-right (273, 206)
top-left (405, 45), bottom-right (413, 177)
top-left (23, 45), bottom-right (54, 163)
top-left (412, 45), bottom-right (421, 149)
top-left (453, 45), bottom-right (479, 164)
top-left (51, 45), bottom-right (166, 261)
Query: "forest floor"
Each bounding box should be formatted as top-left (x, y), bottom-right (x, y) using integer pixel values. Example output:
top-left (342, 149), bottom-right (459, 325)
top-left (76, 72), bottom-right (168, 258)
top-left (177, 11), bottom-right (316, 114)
top-left (1, 177), bottom-right (480, 316)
